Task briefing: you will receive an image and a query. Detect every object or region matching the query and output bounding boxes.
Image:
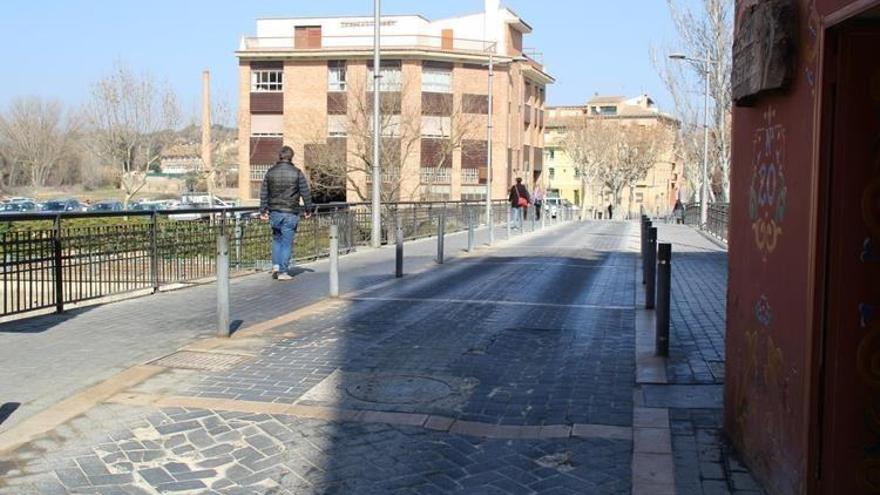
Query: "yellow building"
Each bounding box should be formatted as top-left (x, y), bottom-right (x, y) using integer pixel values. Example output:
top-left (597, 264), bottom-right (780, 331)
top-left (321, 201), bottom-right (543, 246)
top-left (543, 95), bottom-right (680, 218)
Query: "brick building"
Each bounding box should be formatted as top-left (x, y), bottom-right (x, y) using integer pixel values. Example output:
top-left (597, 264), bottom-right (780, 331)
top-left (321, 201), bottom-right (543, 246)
top-left (235, 0), bottom-right (553, 203)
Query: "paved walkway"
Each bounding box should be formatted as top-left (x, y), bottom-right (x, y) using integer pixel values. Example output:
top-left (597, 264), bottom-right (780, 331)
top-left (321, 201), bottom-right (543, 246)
top-left (0, 221), bottom-right (763, 494)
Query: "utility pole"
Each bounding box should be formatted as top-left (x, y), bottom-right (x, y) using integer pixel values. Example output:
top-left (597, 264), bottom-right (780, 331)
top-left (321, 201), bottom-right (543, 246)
top-left (371, 0), bottom-right (382, 248)
top-left (201, 70), bottom-right (214, 206)
top-left (700, 46), bottom-right (710, 228)
top-left (486, 44), bottom-right (495, 245)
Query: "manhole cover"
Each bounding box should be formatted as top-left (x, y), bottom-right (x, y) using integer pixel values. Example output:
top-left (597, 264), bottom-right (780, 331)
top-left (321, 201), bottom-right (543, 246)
top-left (345, 375), bottom-right (453, 404)
top-left (151, 351), bottom-right (250, 371)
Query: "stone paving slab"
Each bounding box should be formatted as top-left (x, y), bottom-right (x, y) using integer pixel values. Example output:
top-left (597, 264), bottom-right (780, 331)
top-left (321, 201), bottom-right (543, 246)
top-left (0, 223), bottom-right (533, 434)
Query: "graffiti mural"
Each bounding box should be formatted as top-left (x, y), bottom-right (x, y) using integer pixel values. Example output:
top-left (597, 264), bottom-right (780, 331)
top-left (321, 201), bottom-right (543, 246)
top-left (749, 107), bottom-right (787, 261)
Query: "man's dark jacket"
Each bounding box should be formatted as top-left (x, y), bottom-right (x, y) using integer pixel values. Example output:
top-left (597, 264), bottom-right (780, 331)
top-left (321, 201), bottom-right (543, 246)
top-left (260, 160), bottom-right (314, 214)
top-left (508, 183), bottom-right (530, 207)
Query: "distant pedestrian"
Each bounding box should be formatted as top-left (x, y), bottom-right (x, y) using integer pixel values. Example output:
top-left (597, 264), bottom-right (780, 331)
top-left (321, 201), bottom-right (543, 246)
top-left (673, 199), bottom-right (685, 224)
top-left (508, 178), bottom-right (530, 230)
top-left (260, 146), bottom-right (314, 281)
top-left (607, 203), bottom-right (613, 220)
top-left (533, 185), bottom-right (544, 221)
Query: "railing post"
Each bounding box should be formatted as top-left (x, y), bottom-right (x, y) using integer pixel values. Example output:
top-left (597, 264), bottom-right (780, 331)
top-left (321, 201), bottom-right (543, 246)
top-left (329, 224), bottom-right (339, 298)
top-left (530, 206), bottom-right (536, 232)
top-left (436, 207), bottom-right (446, 264)
top-left (656, 243), bottom-right (672, 357)
top-left (467, 208), bottom-right (475, 252)
top-left (53, 216), bottom-right (64, 313)
top-left (395, 213), bottom-right (404, 278)
top-left (150, 212), bottom-right (159, 293)
top-left (506, 207), bottom-right (512, 239)
top-left (541, 204), bottom-right (546, 229)
top-left (642, 219), bottom-right (652, 285)
top-left (645, 227), bottom-right (657, 309)
top-left (216, 232), bottom-right (230, 337)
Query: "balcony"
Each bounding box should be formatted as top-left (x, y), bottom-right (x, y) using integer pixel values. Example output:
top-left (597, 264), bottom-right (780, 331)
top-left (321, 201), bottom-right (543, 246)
top-left (240, 34), bottom-right (493, 55)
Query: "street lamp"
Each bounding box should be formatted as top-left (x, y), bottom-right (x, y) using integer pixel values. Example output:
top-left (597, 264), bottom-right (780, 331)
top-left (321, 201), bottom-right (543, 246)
top-left (371, 0), bottom-right (382, 248)
top-left (484, 47), bottom-right (527, 246)
top-left (669, 50), bottom-right (715, 228)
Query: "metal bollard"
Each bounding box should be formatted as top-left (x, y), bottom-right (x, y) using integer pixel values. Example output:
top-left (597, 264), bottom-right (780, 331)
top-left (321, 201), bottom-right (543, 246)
top-left (395, 216), bottom-right (404, 278)
top-left (541, 206), bottom-right (546, 229)
top-left (467, 210), bottom-right (475, 252)
top-left (216, 233), bottom-right (230, 337)
top-left (329, 224), bottom-right (339, 298)
top-left (530, 207), bottom-right (536, 232)
top-left (645, 227), bottom-right (657, 309)
top-left (506, 208), bottom-right (512, 239)
top-left (436, 209), bottom-right (446, 264)
top-left (642, 220), bottom-right (652, 285)
top-left (656, 243), bottom-right (672, 356)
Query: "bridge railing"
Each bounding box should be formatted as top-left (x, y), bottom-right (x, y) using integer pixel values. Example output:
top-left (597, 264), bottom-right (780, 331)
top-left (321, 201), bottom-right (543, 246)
top-left (682, 203), bottom-right (729, 243)
top-left (0, 200), bottom-right (511, 318)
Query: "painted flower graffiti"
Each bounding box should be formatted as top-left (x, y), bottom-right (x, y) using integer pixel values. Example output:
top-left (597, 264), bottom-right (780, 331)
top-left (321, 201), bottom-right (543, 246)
top-left (749, 107), bottom-right (787, 261)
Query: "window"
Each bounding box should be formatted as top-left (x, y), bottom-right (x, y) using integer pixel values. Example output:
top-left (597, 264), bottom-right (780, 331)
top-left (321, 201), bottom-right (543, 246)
top-left (422, 67), bottom-right (452, 93)
top-left (549, 167), bottom-right (555, 180)
top-left (328, 61), bottom-right (346, 91)
top-left (250, 164), bottom-right (271, 181)
top-left (599, 105), bottom-right (618, 115)
top-left (635, 192), bottom-right (644, 203)
top-left (368, 62), bottom-right (401, 92)
top-left (547, 149), bottom-right (555, 160)
top-left (328, 115), bottom-right (348, 137)
top-left (421, 116), bottom-right (451, 137)
top-left (251, 70), bottom-right (283, 92)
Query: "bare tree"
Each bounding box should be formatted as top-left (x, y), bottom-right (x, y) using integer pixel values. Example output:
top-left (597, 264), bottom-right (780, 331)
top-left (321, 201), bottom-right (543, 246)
top-left (654, 0), bottom-right (733, 201)
top-left (596, 123), bottom-right (669, 217)
top-left (85, 65), bottom-right (180, 207)
top-left (559, 116), bottom-right (616, 219)
top-left (0, 97), bottom-right (80, 188)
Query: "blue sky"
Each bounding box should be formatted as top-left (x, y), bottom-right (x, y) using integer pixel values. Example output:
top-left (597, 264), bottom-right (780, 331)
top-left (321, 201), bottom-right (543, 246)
top-left (0, 0), bottom-right (682, 119)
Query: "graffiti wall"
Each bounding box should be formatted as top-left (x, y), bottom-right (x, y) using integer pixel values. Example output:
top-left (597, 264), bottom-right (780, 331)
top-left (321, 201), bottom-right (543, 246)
top-left (727, 1), bottom-right (879, 494)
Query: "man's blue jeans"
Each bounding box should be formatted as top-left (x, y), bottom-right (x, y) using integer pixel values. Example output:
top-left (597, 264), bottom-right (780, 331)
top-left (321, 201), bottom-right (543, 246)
top-left (270, 211), bottom-right (299, 273)
top-left (511, 207), bottom-right (524, 230)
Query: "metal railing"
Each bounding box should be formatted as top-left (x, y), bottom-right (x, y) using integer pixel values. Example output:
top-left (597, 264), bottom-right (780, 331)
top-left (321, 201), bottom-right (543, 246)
top-left (0, 200), bottom-right (512, 318)
top-left (682, 203), bottom-right (729, 243)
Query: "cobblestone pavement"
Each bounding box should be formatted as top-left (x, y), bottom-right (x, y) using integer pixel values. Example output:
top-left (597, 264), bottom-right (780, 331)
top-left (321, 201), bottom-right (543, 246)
top-left (0, 222), bottom-right (518, 433)
top-left (648, 225), bottom-right (763, 495)
top-left (0, 221), bottom-right (766, 494)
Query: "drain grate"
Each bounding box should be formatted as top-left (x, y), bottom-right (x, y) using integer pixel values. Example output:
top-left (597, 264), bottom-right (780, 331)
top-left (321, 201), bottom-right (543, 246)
top-left (151, 351), bottom-right (250, 371)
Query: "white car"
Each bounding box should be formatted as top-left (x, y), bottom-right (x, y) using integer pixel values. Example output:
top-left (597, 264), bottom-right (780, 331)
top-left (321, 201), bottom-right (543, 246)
top-left (544, 197), bottom-right (562, 218)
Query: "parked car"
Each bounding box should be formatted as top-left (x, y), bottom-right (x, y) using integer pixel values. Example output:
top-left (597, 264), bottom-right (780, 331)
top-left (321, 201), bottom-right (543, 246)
top-left (88, 200), bottom-right (124, 212)
top-left (0, 201), bottom-right (37, 213)
top-left (41, 198), bottom-right (82, 212)
top-left (4, 197), bottom-right (36, 204)
top-left (544, 197), bottom-right (562, 219)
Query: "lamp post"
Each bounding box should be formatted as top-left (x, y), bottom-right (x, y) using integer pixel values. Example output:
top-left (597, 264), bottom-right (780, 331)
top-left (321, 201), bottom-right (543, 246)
top-left (371, 0), bottom-right (382, 248)
top-left (483, 47), bottom-right (527, 245)
top-left (669, 50), bottom-right (714, 228)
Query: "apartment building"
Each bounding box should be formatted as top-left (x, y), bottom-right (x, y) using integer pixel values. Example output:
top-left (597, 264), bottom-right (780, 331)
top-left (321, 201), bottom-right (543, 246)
top-left (236, 0), bottom-right (553, 203)
top-left (544, 95), bottom-right (680, 218)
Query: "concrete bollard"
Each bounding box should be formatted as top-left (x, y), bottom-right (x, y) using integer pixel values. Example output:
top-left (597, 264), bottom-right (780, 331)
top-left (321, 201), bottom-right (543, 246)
top-left (216, 234), bottom-right (230, 337)
top-left (656, 243), bottom-right (672, 357)
top-left (436, 209), bottom-right (446, 264)
top-left (329, 224), bottom-right (339, 298)
top-left (395, 216), bottom-right (404, 278)
top-left (645, 227), bottom-right (657, 309)
top-left (467, 209), bottom-right (475, 252)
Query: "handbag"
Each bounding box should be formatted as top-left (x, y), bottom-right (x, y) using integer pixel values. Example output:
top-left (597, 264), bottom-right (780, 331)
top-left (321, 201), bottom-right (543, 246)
top-left (514, 186), bottom-right (529, 208)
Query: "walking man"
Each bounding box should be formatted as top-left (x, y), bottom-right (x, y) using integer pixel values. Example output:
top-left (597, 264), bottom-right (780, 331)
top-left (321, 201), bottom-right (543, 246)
top-left (260, 146), bottom-right (314, 281)
top-left (508, 177), bottom-right (530, 231)
top-left (607, 203), bottom-right (614, 220)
